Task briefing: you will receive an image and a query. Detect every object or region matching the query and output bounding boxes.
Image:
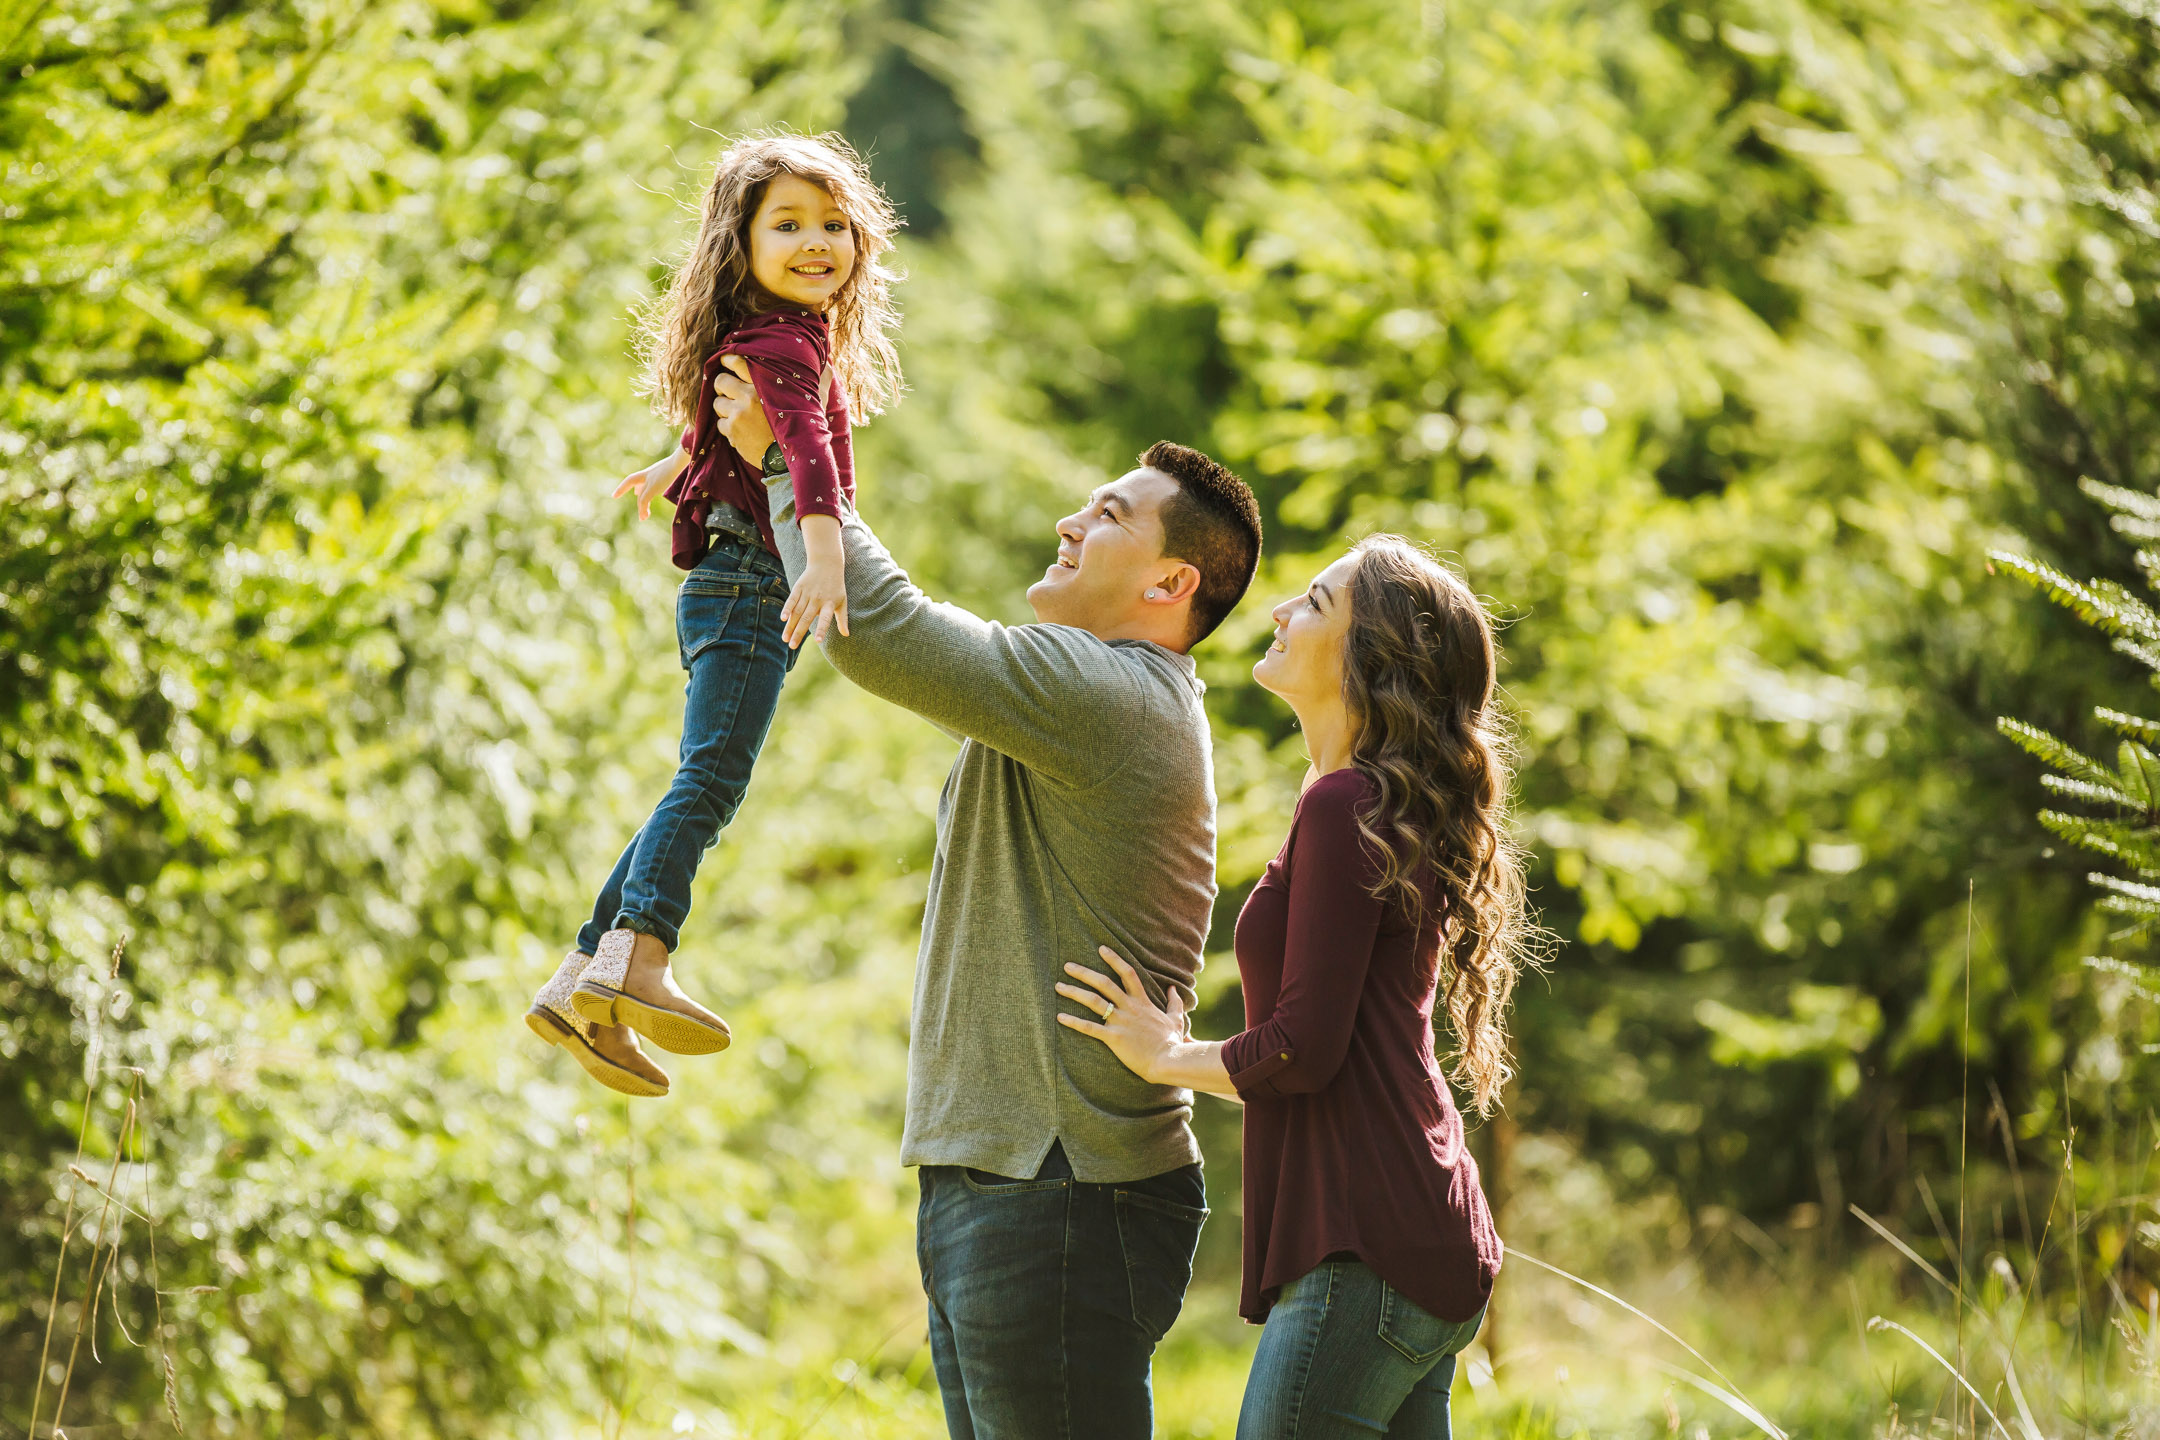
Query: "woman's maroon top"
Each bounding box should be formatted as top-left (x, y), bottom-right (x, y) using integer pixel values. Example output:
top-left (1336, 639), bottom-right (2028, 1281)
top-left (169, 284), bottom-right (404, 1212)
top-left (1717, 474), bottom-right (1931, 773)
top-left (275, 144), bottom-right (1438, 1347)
top-left (666, 307), bottom-right (854, 570)
top-left (1220, 767), bottom-right (1502, 1325)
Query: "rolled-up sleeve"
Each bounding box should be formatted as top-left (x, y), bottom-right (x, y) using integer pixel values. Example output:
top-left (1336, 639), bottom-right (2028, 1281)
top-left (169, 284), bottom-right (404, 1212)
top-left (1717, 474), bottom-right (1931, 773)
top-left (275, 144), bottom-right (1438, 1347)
top-left (1220, 776), bottom-right (1387, 1099)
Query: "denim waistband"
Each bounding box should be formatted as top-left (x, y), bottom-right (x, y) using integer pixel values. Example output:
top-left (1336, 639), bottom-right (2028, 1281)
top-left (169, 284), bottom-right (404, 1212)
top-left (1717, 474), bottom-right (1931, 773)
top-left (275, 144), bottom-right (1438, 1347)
top-left (699, 529), bottom-right (784, 582)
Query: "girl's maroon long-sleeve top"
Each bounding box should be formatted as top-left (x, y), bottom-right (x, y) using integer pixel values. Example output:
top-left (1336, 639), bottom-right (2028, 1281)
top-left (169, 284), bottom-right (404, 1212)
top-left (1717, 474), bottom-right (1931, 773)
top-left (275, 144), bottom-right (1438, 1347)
top-left (1220, 767), bottom-right (1502, 1325)
top-left (665, 307), bottom-right (854, 570)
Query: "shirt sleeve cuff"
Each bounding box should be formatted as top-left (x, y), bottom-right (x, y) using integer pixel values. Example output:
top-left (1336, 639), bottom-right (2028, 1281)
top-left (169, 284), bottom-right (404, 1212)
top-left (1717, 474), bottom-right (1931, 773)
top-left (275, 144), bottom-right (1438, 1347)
top-left (1222, 1029), bottom-right (1296, 1098)
top-left (795, 496), bottom-right (844, 521)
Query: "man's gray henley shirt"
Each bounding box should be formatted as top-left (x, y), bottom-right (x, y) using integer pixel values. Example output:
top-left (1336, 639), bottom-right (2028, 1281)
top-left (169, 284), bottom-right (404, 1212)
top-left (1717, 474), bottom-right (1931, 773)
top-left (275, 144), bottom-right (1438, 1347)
top-left (771, 503), bottom-right (1218, 1183)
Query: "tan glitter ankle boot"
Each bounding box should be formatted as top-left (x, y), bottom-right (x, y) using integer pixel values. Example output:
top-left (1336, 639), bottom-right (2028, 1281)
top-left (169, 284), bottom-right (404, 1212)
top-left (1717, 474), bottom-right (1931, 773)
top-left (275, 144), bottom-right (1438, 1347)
top-left (525, 951), bottom-right (670, 1097)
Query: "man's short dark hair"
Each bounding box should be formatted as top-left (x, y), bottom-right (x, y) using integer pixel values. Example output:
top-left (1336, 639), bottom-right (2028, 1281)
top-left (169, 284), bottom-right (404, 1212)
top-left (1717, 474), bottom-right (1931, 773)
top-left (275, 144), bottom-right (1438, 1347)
top-left (1143, 440), bottom-right (1262, 644)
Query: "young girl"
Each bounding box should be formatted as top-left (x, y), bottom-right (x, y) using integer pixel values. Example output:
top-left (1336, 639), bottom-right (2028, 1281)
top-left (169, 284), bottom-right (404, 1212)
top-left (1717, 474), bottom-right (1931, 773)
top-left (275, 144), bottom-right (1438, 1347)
top-left (524, 131), bottom-right (902, 1097)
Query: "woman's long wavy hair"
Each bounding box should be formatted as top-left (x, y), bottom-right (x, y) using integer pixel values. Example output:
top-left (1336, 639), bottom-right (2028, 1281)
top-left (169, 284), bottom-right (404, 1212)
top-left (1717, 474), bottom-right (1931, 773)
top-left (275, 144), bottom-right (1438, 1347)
top-left (1341, 535), bottom-right (1540, 1117)
top-left (638, 130), bottom-right (903, 424)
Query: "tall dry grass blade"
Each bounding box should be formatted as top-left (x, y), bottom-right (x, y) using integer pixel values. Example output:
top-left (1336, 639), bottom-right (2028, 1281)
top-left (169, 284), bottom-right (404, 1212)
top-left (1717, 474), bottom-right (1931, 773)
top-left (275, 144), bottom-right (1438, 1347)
top-left (1959, 880), bottom-right (1973, 1437)
top-left (1502, 1247), bottom-right (1785, 1439)
top-left (2064, 1072), bottom-right (2089, 1417)
top-left (27, 1062), bottom-right (99, 1438)
top-left (1996, 1345), bottom-right (2045, 1440)
top-left (793, 1308), bottom-right (925, 1440)
top-left (1640, 1357), bottom-right (1789, 1440)
top-left (581, 1112), bottom-right (609, 1438)
top-left (51, 1096), bottom-right (136, 1426)
top-left (1916, 1174), bottom-right (1970, 1291)
top-left (133, 1078), bottom-right (183, 1433)
top-left (1850, 1205), bottom-right (1957, 1296)
top-left (615, 1099), bottom-right (639, 1440)
top-left (1988, 1079), bottom-right (2037, 1271)
top-left (84, 1100), bottom-right (143, 1363)
top-left (29, 935), bottom-right (131, 1438)
top-left (1866, 1318), bottom-right (2012, 1440)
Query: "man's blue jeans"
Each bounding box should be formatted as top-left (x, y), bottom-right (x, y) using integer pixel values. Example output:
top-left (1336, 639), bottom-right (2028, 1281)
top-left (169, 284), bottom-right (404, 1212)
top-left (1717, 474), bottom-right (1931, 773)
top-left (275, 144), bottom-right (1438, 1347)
top-left (917, 1141), bottom-right (1208, 1439)
top-left (577, 535), bottom-right (795, 956)
top-left (1237, 1257), bottom-right (1485, 1440)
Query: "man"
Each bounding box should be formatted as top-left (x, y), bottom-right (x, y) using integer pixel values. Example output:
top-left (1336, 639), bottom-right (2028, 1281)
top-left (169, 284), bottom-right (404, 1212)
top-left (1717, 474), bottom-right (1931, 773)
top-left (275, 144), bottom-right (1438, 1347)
top-left (714, 360), bottom-right (1261, 1438)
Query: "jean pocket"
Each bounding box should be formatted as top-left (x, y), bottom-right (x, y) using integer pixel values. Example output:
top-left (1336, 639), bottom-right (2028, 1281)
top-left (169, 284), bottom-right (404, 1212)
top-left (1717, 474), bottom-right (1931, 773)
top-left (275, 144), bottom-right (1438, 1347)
top-left (1377, 1283), bottom-right (1479, 1365)
top-left (959, 1168), bottom-right (1068, 1197)
top-left (1115, 1189), bottom-right (1207, 1342)
top-left (676, 585), bottom-right (744, 669)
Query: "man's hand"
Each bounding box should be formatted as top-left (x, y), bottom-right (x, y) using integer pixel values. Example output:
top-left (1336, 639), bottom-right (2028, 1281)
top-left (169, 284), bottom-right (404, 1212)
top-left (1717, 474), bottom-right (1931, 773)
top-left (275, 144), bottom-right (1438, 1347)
top-left (612, 449), bottom-right (686, 521)
top-left (712, 355), bottom-right (776, 462)
top-left (784, 514), bottom-right (848, 647)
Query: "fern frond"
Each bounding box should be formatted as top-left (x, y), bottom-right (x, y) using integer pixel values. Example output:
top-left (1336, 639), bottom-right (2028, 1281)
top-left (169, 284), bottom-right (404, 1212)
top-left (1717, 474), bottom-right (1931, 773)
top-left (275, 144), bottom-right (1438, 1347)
top-left (2124, 741), bottom-right (2160, 807)
top-left (2001, 717), bottom-right (2122, 787)
top-left (2094, 873), bottom-right (2160, 905)
top-left (2114, 516), bottom-right (2160, 542)
top-left (1990, 551), bottom-right (2160, 640)
top-left (2043, 773), bottom-right (2142, 809)
top-left (2041, 813), bottom-right (2160, 869)
top-left (2080, 476), bottom-right (2160, 523)
top-left (2085, 954), bottom-right (2160, 999)
top-left (2117, 637), bottom-right (2160, 674)
top-left (2097, 706), bottom-right (2160, 744)
top-left (2094, 579), bottom-right (2160, 640)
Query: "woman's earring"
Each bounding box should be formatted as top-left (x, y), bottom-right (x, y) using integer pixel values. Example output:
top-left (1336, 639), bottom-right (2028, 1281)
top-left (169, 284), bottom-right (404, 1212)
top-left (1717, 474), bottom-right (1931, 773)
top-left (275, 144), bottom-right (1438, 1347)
top-left (1146, 588), bottom-right (1162, 600)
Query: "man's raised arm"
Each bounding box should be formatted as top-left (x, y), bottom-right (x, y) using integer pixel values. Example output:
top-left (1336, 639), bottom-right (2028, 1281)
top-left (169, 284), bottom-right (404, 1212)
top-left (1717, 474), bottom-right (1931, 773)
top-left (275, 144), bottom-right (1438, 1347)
top-left (770, 502), bottom-right (1143, 787)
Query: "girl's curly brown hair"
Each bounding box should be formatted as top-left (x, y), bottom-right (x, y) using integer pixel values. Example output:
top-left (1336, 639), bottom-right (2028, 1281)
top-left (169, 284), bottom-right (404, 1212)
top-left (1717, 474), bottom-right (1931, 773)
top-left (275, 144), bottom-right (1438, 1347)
top-left (638, 130), bottom-right (903, 424)
top-left (1341, 534), bottom-right (1540, 1117)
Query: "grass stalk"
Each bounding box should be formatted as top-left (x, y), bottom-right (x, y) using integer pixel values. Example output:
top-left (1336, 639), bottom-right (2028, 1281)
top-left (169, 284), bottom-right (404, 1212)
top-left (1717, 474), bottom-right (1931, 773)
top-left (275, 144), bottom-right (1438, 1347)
top-left (1501, 1246), bottom-right (1786, 1439)
top-left (49, 1095), bottom-right (137, 1428)
top-left (616, 1098), bottom-right (640, 1440)
top-left (1866, 1317), bottom-right (2013, 1440)
top-left (26, 1084), bottom-right (95, 1440)
top-left (1960, 878), bottom-right (1973, 1437)
top-left (135, 1078), bottom-right (183, 1432)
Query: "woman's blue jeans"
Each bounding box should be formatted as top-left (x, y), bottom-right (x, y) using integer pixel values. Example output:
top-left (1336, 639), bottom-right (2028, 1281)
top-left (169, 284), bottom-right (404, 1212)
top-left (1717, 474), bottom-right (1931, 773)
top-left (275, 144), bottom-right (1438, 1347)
top-left (577, 535), bottom-right (795, 956)
top-left (1237, 1258), bottom-right (1485, 1440)
top-left (917, 1142), bottom-right (1209, 1439)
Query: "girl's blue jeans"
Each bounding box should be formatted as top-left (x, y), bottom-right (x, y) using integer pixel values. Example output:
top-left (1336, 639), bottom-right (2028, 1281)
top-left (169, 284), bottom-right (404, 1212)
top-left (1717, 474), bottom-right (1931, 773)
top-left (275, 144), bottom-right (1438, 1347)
top-left (577, 534), bottom-right (796, 956)
top-left (1237, 1258), bottom-right (1485, 1440)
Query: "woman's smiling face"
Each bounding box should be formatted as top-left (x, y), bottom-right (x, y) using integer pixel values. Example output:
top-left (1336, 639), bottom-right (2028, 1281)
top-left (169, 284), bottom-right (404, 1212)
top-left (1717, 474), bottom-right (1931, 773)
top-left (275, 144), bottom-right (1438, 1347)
top-left (1252, 553), bottom-right (1359, 705)
top-left (747, 172), bottom-right (857, 311)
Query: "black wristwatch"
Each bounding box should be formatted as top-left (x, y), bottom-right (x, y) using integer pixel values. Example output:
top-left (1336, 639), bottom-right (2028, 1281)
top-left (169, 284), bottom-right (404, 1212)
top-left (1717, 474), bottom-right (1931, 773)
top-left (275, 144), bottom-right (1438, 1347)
top-left (761, 442), bottom-right (787, 478)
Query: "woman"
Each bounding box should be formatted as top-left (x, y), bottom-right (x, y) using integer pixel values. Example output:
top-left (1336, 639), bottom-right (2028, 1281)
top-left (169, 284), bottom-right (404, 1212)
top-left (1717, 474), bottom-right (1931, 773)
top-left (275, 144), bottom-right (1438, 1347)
top-left (1058, 535), bottom-right (1534, 1439)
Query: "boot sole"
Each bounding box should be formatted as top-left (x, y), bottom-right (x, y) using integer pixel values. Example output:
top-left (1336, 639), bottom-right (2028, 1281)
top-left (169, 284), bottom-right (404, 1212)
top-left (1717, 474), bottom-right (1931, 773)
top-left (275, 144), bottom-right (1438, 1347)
top-left (571, 982), bottom-right (732, 1056)
top-left (525, 1006), bottom-right (670, 1097)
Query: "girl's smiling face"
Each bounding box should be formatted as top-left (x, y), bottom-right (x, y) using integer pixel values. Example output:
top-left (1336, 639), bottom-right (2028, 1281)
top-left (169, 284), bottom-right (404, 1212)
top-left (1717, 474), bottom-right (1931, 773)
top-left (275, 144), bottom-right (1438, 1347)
top-left (748, 172), bottom-right (856, 311)
top-left (1252, 554), bottom-right (1359, 706)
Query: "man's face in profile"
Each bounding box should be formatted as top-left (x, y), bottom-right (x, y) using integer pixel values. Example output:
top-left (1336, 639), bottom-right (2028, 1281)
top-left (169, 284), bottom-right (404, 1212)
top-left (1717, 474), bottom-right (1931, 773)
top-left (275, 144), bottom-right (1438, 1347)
top-left (1028, 468), bottom-right (1179, 632)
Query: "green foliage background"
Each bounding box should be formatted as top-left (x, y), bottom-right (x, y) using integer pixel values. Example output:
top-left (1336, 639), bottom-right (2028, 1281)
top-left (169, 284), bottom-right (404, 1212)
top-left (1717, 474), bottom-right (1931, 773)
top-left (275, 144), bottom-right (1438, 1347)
top-left (7, 0), bottom-right (2160, 1434)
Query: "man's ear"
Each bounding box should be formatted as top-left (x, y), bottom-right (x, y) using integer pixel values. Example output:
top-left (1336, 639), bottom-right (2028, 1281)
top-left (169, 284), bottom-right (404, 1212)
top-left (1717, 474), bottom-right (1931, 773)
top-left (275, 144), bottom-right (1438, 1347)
top-left (1145, 562), bottom-right (1202, 604)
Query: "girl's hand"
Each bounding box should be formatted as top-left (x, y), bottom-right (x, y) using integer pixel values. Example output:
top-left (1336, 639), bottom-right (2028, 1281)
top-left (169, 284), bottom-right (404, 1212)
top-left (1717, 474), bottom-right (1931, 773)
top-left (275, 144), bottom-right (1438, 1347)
top-left (783, 557), bottom-right (849, 648)
top-left (1057, 946), bottom-right (1188, 1085)
top-left (612, 452), bottom-right (683, 521)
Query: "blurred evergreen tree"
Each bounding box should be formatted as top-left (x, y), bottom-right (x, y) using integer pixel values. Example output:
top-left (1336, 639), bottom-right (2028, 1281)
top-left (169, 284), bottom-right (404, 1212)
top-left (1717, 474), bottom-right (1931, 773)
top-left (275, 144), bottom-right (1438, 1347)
top-left (1997, 489), bottom-right (2160, 957)
top-left (892, 0), bottom-right (2159, 1237)
top-left (1987, 3), bottom-right (2160, 978)
top-left (842, 0), bottom-right (979, 235)
top-left (0, 0), bottom-right (944, 1432)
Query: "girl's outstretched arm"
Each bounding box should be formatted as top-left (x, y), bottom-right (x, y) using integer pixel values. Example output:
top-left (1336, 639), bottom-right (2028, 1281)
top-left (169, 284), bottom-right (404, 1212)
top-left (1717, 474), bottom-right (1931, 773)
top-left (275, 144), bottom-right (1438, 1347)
top-left (613, 447), bottom-right (688, 521)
